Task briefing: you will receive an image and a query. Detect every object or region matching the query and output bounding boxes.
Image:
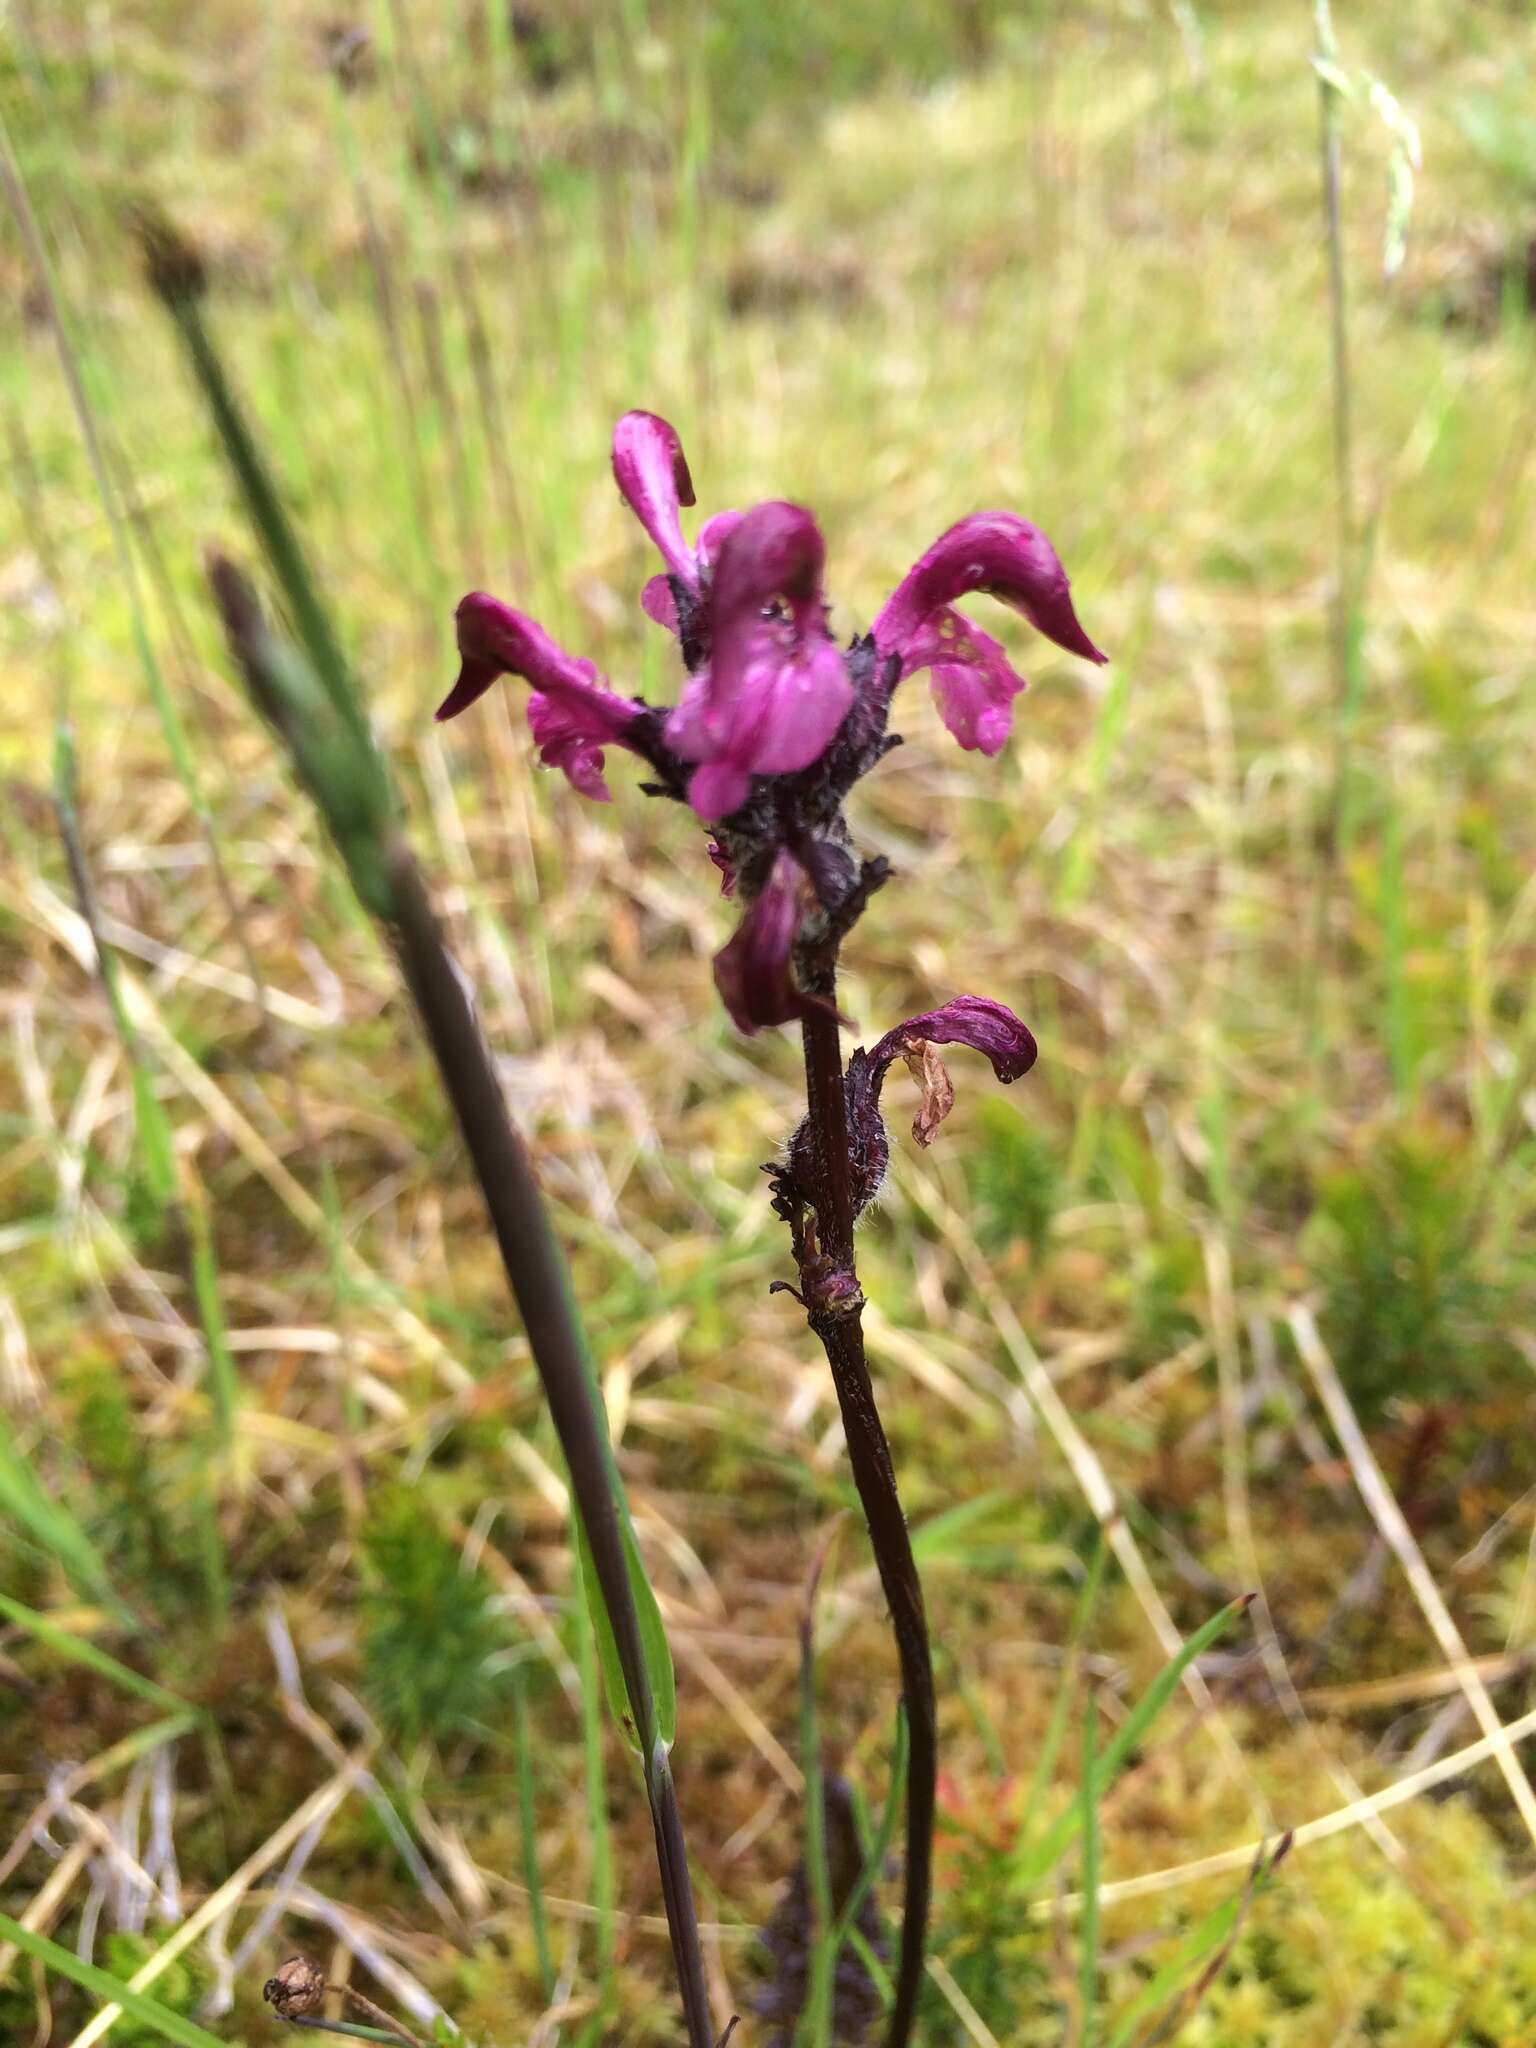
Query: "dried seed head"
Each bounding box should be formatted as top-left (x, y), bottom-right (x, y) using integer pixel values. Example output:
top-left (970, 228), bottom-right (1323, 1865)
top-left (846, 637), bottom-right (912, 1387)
top-left (902, 1042), bottom-right (955, 1147)
top-left (263, 1955), bottom-right (327, 2018)
top-left (132, 202), bottom-right (208, 304)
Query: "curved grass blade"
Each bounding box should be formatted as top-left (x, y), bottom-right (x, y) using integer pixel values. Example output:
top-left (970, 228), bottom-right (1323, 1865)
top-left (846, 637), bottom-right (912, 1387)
top-left (0, 1917), bottom-right (227, 2048)
top-left (1012, 1595), bottom-right (1252, 1890)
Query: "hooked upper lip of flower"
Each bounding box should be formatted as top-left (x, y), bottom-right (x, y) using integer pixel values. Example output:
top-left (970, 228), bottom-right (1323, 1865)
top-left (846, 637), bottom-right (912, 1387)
top-left (613, 410), bottom-right (746, 640)
top-left (437, 593), bottom-right (644, 801)
top-left (611, 410), bottom-right (698, 590)
top-left (871, 511), bottom-right (1107, 758)
top-left (665, 501), bottom-right (855, 822)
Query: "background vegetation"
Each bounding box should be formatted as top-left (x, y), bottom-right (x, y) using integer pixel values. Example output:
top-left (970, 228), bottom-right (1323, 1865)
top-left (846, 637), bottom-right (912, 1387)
top-left (2, 1), bottom-right (1535, 2041)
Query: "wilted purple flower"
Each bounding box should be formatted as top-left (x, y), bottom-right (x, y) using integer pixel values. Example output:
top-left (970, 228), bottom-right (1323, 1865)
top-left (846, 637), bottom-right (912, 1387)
top-left (437, 594), bottom-right (643, 802)
top-left (713, 852), bottom-right (829, 1035)
top-left (666, 502), bottom-right (853, 822)
top-left (864, 994), bottom-right (1040, 1086)
top-left (776, 994), bottom-right (1039, 1227)
top-left (872, 512), bottom-right (1106, 756)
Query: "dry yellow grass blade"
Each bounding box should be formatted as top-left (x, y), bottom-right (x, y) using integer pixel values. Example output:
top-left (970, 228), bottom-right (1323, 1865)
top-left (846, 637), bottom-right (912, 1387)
top-left (906, 1163), bottom-right (1263, 1808)
top-left (925, 1955), bottom-right (1003, 2048)
top-left (1288, 1302), bottom-right (1536, 1850)
top-left (1044, 1696), bottom-right (1536, 1917)
top-left (24, 868), bottom-right (481, 1398)
top-left (0, 1838), bottom-right (92, 1982)
top-left (1203, 1234), bottom-right (1406, 1873)
top-left (26, 878), bottom-right (336, 1032)
top-left (1301, 1655), bottom-right (1534, 1711)
top-left (670, 1635), bottom-right (801, 1794)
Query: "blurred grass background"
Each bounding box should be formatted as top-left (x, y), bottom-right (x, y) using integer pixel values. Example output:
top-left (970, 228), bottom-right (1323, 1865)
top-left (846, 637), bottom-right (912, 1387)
top-left (2, 0), bottom-right (1536, 2041)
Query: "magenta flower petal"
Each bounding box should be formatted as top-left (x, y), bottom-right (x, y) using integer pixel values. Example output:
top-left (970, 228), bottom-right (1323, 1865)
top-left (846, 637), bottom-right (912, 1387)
top-left (896, 606), bottom-right (1026, 755)
top-left (665, 501), bottom-right (853, 820)
top-left (867, 994), bottom-right (1038, 1085)
top-left (873, 511), bottom-right (1107, 670)
top-left (526, 692), bottom-right (613, 801)
top-left (687, 758), bottom-right (754, 822)
top-left (612, 410), bottom-right (697, 587)
top-left (696, 509), bottom-right (745, 564)
top-left (439, 593), bottom-right (642, 800)
top-left (641, 573), bottom-right (679, 633)
top-left (713, 852), bottom-right (817, 1035)
top-left (639, 512), bottom-right (741, 639)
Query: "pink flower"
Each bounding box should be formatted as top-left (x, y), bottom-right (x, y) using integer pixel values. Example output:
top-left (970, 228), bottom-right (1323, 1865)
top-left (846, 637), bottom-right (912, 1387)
top-left (640, 512), bottom-right (745, 635)
top-left (873, 512), bottom-right (1107, 756)
top-left (437, 593), bottom-right (642, 802)
top-left (665, 502), bottom-right (854, 821)
top-left (611, 410), bottom-right (697, 586)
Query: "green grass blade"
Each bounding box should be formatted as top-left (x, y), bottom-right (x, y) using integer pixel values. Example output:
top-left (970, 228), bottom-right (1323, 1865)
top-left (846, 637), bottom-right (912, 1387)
top-left (141, 239), bottom-right (364, 750)
top-left (510, 1662), bottom-right (556, 2001)
top-left (0, 1916), bottom-right (228, 2048)
top-left (1078, 1691), bottom-right (1101, 2048)
top-left (574, 1505), bottom-right (677, 1754)
top-left (572, 1559), bottom-right (617, 2021)
top-left (1016, 1535), bottom-right (1109, 1854)
top-left (53, 716), bottom-right (177, 1220)
top-left (1104, 1887), bottom-right (1249, 2048)
top-left (1013, 1594), bottom-right (1250, 1889)
top-left (0, 1593), bottom-right (197, 1719)
top-left (0, 1424), bottom-right (119, 1612)
top-left (797, 1572), bottom-right (833, 2048)
top-left (830, 1710), bottom-right (909, 1978)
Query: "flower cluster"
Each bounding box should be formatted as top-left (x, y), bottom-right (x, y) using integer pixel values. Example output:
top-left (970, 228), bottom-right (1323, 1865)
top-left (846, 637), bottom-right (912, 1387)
top-left (438, 410), bottom-right (1105, 1061)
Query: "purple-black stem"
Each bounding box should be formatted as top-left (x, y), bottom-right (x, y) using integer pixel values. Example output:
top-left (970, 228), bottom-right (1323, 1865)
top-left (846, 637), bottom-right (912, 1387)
top-left (798, 997), bottom-right (935, 2048)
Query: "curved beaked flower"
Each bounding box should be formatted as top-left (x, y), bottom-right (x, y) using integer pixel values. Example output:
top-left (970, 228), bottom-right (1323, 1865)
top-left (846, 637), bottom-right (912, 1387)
top-left (872, 511), bottom-right (1107, 756)
top-left (437, 593), bottom-right (643, 803)
top-left (666, 501), bottom-right (854, 821)
top-left (612, 409), bottom-right (743, 635)
top-left (442, 418), bottom-right (1107, 1029)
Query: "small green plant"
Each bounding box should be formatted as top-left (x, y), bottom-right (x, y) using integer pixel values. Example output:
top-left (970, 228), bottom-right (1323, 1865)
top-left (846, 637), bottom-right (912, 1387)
top-left (967, 1097), bottom-right (1059, 1262)
top-left (1306, 1128), bottom-right (1509, 1421)
top-left (359, 1486), bottom-right (515, 1747)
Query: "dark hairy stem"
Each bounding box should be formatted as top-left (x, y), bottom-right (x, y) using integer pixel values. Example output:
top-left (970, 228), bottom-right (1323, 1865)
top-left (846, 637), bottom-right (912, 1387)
top-left (382, 844), bottom-right (716, 2048)
top-left (799, 1001), bottom-right (935, 2048)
